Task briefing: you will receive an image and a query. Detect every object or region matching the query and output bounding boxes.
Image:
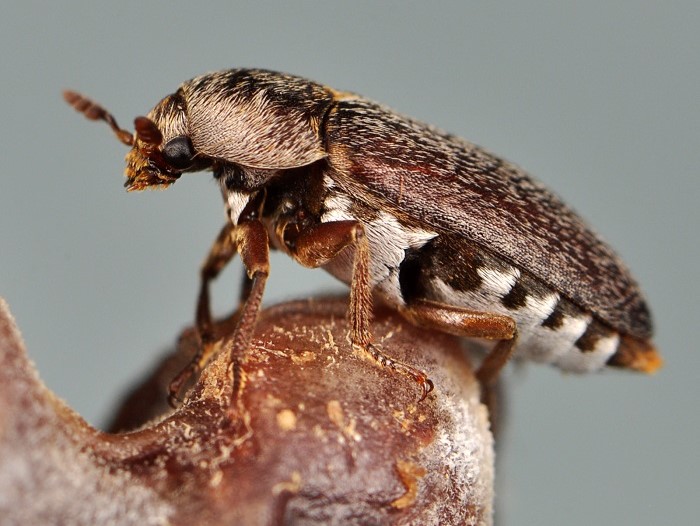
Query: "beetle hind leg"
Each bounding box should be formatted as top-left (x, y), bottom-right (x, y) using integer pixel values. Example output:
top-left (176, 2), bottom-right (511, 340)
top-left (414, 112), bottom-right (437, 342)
top-left (398, 299), bottom-right (519, 387)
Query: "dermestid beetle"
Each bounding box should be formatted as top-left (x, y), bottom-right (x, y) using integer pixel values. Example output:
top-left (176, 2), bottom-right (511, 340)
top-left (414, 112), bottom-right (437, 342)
top-left (64, 68), bottom-right (662, 402)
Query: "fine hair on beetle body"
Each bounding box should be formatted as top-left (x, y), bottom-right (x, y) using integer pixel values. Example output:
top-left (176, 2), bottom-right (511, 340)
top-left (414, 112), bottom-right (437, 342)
top-left (64, 68), bottom-right (662, 404)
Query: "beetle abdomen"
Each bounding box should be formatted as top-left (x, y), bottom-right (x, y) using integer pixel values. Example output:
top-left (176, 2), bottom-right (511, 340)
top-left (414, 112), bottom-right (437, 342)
top-left (400, 233), bottom-right (659, 372)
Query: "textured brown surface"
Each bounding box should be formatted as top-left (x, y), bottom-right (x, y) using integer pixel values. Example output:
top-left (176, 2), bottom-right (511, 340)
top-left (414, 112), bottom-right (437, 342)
top-left (0, 297), bottom-right (494, 525)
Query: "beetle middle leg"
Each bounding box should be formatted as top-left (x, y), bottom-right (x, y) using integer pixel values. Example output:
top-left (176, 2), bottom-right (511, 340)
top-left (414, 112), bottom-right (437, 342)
top-left (169, 219), bottom-right (269, 405)
top-left (282, 220), bottom-right (434, 400)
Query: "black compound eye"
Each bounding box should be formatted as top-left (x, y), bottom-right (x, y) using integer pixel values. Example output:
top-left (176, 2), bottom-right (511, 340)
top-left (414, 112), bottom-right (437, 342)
top-left (162, 136), bottom-right (195, 170)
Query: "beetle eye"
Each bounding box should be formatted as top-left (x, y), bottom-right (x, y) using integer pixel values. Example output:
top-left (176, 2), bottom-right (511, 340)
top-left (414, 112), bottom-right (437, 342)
top-left (162, 136), bottom-right (194, 170)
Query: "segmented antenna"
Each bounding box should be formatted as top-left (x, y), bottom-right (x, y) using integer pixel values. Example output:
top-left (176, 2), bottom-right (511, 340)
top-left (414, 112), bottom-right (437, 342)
top-left (63, 90), bottom-right (134, 147)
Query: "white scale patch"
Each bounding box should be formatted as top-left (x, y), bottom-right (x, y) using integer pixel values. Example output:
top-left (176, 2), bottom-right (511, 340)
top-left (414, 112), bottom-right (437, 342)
top-left (554, 332), bottom-right (620, 372)
top-left (225, 188), bottom-right (252, 225)
top-left (320, 178), bottom-right (437, 305)
top-left (518, 311), bottom-right (591, 365)
top-left (429, 266), bottom-right (520, 317)
top-left (476, 266), bottom-right (520, 298)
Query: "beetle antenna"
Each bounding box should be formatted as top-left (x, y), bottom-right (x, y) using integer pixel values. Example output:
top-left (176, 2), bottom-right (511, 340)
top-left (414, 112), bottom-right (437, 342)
top-left (63, 90), bottom-right (134, 146)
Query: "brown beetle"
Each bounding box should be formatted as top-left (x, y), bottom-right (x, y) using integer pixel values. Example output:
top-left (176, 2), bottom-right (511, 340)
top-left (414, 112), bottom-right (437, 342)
top-left (64, 68), bottom-right (661, 402)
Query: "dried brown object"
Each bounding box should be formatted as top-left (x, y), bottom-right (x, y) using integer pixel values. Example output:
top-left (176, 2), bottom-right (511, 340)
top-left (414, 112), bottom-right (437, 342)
top-left (0, 297), bottom-right (494, 525)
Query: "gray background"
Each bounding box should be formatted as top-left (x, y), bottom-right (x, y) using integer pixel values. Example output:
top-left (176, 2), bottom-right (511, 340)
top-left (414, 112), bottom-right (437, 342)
top-left (1, 1), bottom-right (697, 524)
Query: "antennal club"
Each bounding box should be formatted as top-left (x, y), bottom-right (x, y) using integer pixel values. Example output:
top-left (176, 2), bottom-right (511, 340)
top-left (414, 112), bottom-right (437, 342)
top-left (63, 90), bottom-right (134, 147)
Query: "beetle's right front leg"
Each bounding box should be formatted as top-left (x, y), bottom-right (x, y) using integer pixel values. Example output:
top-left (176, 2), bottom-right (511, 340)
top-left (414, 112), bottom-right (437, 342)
top-left (168, 219), bottom-right (269, 405)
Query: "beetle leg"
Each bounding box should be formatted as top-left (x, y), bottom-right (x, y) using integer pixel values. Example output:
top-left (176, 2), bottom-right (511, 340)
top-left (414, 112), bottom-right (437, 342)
top-left (223, 219), bottom-right (270, 364)
top-left (169, 220), bottom-right (269, 406)
top-left (398, 299), bottom-right (518, 386)
top-left (283, 220), bottom-right (433, 400)
top-left (168, 223), bottom-right (235, 404)
top-left (197, 223), bottom-right (237, 342)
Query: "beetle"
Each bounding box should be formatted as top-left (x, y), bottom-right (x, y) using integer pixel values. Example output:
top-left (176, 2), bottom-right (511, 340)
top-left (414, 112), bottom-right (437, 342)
top-left (64, 68), bottom-right (661, 402)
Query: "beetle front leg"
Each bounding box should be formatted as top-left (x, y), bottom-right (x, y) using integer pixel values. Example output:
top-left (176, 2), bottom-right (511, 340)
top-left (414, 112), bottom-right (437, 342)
top-left (285, 220), bottom-right (434, 400)
top-left (169, 223), bottom-right (236, 404)
top-left (197, 223), bottom-right (237, 342)
top-left (224, 219), bottom-right (270, 363)
top-left (168, 220), bottom-right (269, 406)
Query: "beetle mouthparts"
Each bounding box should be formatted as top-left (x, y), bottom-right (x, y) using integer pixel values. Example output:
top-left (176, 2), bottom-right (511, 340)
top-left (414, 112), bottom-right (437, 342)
top-left (124, 172), bottom-right (181, 192)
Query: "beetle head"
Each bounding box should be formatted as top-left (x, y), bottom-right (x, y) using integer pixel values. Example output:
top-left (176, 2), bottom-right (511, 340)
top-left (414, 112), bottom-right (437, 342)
top-left (64, 91), bottom-right (199, 191)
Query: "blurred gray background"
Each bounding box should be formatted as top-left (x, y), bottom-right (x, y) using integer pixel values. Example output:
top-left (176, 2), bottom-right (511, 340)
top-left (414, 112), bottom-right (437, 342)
top-left (1, 1), bottom-right (697, 524)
